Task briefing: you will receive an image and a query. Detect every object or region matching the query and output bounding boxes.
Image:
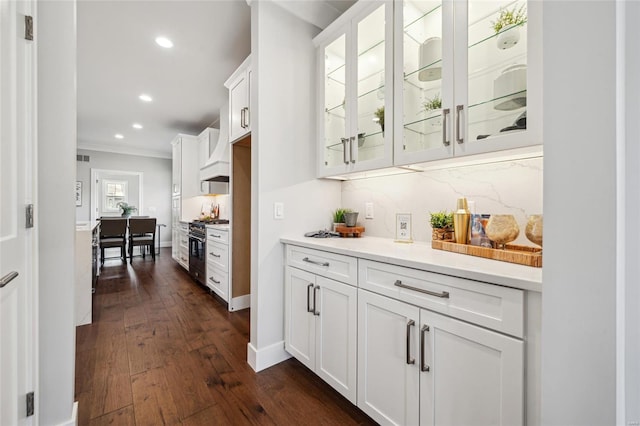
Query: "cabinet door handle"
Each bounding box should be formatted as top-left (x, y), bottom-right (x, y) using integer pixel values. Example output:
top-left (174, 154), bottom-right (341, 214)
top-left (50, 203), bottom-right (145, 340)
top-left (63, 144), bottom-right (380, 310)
top-left (420, 325), bottom-right (430, 372)
top-left (456, 104), bottom-right (464, 144)
top-left (350, 136), bottom-right (356, 164)
top-left (307, 283), bottom-right (314, 313)
top-left (209, 253), bottom-right (221, 258)
top-left (302, 257), bottom-right (329, 267)
top-left (394, 280), bottom-right (450, 299)
top-left (243, 107), bottom-right (250, 128)
top-left (240, 108), bottom-right (246, 128)
top-left (406, 319), bottom-right (416, 365)
top-left (442, 108), bottom-right (451, 146)
top-left (341, 138), bottom-right (349, 164)
top-left (313, 286), bottom-right (320, 316)
top-left (0, 271), bottom-right (18, 289)
top-left (209, 277), bottom-right (220, 284)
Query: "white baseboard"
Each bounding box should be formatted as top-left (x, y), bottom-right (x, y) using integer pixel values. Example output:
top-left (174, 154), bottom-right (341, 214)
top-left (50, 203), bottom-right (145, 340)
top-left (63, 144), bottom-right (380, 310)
top-left (229, 294), bottom-right (250, 311)
top-left (247, 341), bottom-right (291, 372)
top-left (160, 241), bottom-right (172, 248)
top-left (56, 401), bottom-right (78, 426)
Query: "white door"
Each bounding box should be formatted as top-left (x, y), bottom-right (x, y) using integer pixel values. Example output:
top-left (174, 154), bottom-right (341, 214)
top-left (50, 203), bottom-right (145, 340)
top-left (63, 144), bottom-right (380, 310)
top-left (1, 0), bottom-right (36, 424)
top-left (419, 309), bottom-right (524, 426)
top-left (284, 266), bottom-right (316, 371)
top-left (357, 289), bottom-right (420, 426)
top-left (315, 276), bottom-right (357, 404)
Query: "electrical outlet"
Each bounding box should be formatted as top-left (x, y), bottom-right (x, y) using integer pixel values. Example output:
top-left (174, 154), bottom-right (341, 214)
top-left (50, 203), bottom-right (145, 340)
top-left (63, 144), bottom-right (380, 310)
top-left (365, 202), bottom-right (374, 219)
top-left (274, 202), bottom-right (284, 219)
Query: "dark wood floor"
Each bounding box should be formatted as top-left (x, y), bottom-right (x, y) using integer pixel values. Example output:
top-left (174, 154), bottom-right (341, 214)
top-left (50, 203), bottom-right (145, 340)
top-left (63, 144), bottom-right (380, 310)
top-left (75, 248), bottom-right (375, 425)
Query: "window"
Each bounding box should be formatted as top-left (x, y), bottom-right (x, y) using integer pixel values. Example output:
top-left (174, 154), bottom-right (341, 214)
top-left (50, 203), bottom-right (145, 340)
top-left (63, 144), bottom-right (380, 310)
top-left (103, 180), bottom-right (128, 212)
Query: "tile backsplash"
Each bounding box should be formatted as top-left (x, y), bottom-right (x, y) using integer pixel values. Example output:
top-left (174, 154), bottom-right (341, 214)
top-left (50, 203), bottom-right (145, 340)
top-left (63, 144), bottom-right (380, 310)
top-left (341, 157), bottom-right (543, 245)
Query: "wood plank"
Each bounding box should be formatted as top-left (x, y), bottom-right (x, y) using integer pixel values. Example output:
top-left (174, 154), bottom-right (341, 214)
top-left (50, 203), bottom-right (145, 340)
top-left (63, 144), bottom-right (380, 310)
top-left (131, 368), bottom-right (181, 426)
top-left (125, 323), bottom-right (162, 375)
top-left (88, 405), bottom-right (135, 426)
top-left (163, 351), bottom-right (216, 420)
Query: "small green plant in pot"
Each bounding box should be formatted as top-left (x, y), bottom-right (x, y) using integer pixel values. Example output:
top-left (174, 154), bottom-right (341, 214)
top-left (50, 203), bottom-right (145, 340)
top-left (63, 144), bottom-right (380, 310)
top-left (423, 93), bottom-right (442, 114)
top-left (491, 4), bottom-right (527, 49)
top-left (373, 106), bottom-right (385, 133)
top-left (332, 208), bottom-right (351, 231)
top-left (429, 210), bottom-right (454, 241)
top-left (117, 202), bottom-right (137, 218)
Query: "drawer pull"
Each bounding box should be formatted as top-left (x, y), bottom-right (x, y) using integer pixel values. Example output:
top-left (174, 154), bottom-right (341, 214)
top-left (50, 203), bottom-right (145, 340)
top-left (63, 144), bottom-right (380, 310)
top-left (302, 257), bottom-right (329, 267)
top-left (209, 253), bottom-right (221, 258)
top-left (209, 277), bottom-right (221, 284)
top-left (406, 319), bottom-right (415, 365)
top-left (307, 283), bottom-right (314, 313)
top-left (394, 280), bottom-right (450, 299)
top-left (210, 234), bottom-right (222, 238)
top-left (420, 325), bottom-right (430, 372)
top-left (0, 271), bottom-right (18, 288)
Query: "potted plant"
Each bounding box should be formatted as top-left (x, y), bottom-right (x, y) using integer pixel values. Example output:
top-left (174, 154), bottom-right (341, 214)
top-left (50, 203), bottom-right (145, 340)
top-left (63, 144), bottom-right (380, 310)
top-left (116, 201), bottom-right (137, 218)
top-left (429, 210), bottom-right (454, 240)
top-left (423, 93), bottom-right (442, 126)
top-left (373, 106), bottom-right (384, 134)
top-left (491, 4), bottom-right (527, 49)
top-left (332, 208), bottom-right (350, 231)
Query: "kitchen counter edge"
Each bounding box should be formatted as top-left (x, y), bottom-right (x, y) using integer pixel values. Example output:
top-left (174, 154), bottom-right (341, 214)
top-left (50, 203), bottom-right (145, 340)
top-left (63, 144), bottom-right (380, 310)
top-left (280, 235), bottom-right (542, 293)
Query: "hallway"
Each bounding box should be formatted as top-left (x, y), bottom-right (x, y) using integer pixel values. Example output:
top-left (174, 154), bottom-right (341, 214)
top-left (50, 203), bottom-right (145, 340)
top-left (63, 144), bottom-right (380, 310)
top-left (75, 249), bottom-right (374, 425)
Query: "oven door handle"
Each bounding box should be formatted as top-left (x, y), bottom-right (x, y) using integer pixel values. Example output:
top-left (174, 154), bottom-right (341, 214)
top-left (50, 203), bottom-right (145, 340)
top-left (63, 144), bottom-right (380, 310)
top-left (188, 234), bottom-right (206, 243)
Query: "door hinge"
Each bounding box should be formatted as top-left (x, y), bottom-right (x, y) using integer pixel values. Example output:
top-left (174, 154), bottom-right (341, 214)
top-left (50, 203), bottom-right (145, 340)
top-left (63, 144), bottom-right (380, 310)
top-left (26, 392), bottom-right (34, 416)
top-left (24, 15), bottom-right (33, 41)
top-left (25, 204), bottom-right (34, 228)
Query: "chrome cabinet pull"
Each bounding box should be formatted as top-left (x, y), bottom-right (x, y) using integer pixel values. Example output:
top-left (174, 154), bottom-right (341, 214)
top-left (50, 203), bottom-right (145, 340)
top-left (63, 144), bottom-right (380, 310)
top-left (420, 325), bottom-right (430, 372)
top-left (209, 253), bottom-right (221, 258)
top-left (307, 283), bottom-right (314, 313)
top-left (313, 286), bottom-right (320, 316)
top-left (350, 136), bottom-right (356, 163)
top-left (394, 280), bottom-right (450, 299)
top-left (302, 257), bottom-right (329, 267)
top-left (209, 277), bottom-right (220, 284)
top-left (240, 108), bottom-right (246, 128)
top-left (243, 107), bottom-right (250, 128)
top-left (442, 108), bottom-right (451, 146)
top-left (341, 138), bottom-right (349, 164)
top-left (406, 319), bottom-right (416, 365)
top-left (209, 234), bottom-right (222, 239)
top-left (456, 104), bottom-right (464, 144)
top-left (0, 271), bottom-right (19, 288)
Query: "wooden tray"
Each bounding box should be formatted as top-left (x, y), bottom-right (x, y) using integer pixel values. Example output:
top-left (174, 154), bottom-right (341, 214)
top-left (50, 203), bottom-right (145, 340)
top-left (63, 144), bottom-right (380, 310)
top-left (335, 225), bottom-right (365, 238)
top-left (431, 240), bottom-right (542, 267)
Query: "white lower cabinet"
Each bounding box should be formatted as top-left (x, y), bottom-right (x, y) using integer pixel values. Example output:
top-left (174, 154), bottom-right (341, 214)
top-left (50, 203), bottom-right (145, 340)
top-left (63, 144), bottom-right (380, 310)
top-left (358, 289), bottom-right (523, 426)
top-left (284, 265), bottom-right (357, 403)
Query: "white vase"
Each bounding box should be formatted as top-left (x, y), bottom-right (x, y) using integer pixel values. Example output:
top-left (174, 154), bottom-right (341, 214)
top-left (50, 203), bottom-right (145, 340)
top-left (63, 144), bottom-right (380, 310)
top-left (496, 26), bottom-right (520, 50)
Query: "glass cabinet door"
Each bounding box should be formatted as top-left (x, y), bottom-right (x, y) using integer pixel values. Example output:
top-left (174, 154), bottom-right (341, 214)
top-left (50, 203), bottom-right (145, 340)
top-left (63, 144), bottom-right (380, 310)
top-left (323, 33), bottom-right (349, 170)
top-left (354, 3), bottom-right (390, 168)
top-left (395, 0), bottom-right (451, 165)
top-left (458, 0), bottom-right (529, 154)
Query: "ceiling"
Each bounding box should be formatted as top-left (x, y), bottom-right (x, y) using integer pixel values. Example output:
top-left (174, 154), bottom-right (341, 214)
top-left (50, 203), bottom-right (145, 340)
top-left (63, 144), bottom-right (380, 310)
top-left (77, 0), bottom-right (355, 159)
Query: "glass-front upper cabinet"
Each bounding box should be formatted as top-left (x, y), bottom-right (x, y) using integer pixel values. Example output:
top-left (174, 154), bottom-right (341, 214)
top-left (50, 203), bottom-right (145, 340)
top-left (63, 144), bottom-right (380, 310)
top-left (395, 0), bottom-right (540, 165)
top-left (315, 1), bottom-right (393, 178)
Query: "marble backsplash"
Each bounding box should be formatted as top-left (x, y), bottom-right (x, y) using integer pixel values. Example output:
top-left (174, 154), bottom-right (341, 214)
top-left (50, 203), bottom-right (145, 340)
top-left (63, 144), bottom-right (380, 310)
top-left (341, 157), bottom-right (543, 245)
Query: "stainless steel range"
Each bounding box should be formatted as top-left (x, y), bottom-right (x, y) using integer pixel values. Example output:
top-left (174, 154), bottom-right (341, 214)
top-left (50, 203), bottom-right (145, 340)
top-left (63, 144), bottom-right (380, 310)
top-left (188, 219), bottom-right (229, 285)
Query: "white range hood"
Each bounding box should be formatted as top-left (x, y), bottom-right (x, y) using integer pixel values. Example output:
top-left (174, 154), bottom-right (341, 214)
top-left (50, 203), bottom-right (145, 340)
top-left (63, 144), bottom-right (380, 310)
top-left (200, 106), bottom-right (230, 182)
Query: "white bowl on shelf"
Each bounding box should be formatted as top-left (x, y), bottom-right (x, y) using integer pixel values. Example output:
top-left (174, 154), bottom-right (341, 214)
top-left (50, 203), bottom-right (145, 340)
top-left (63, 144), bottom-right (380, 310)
top-left (493, 64), bottom-right (527, 111)
top-left (418, 37), bottom-right (442, 82)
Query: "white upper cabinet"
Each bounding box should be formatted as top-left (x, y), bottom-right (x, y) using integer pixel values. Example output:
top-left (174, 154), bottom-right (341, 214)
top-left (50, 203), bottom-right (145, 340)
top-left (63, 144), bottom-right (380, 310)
top-left (315, 1), bottom-right (394, 178)
top-left (225, 55), bottom-right (252, 144)
top-left (171, 134), bottom-right (199, 199)
top-left (395, 0), bottom-right (541, 165)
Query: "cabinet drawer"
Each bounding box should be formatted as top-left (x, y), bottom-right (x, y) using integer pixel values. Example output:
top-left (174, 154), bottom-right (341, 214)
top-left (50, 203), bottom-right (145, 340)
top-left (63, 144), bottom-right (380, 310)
top-left (178, 246), bottom-right (189, 268)
top-left (207, 228), bottom-right (228, 244)
top-left (206, 264), bottom-right (228, 301)
top-left (207, 241), bottom-right (229, 271)
top-left (286, 245), bottom-right (357, 286)
top-left (358, 259), bottom-right (524, 337)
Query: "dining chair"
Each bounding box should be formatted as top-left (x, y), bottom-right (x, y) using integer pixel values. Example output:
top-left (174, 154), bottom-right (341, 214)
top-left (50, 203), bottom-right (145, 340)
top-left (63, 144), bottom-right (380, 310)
top-left (128, 217), bottom-right (157, 263)
top-left (98, 217), bottom-right (127, 264)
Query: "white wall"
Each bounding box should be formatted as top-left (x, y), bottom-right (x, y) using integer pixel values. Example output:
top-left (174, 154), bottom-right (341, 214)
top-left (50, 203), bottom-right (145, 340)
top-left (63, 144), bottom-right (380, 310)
top-left (249, 0), bottom-right (342, 370)
top-left (541, 1), bottom-right (617, 424)
top-left (341, 157), bottom-right (542, 244)
top-left (76, 149), bottom-right (172, 245)
top-left (38, 1), bottom-right (78, 424)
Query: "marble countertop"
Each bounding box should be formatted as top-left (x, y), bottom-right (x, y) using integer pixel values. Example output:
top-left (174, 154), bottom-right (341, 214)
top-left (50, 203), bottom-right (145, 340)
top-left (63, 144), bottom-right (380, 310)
top-left (205, 224), bottom-right (230, 230)
top-left (281, 235), bottom-right (542, 292)
top-left (76, 221), bottom-right (99, 232)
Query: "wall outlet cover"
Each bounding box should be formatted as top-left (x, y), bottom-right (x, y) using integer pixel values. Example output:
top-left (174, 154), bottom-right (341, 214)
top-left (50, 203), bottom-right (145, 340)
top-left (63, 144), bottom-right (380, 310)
top-left (274, 202), bottom-right (284, 219)
top-left (365, 202), bottom-right (374, 219)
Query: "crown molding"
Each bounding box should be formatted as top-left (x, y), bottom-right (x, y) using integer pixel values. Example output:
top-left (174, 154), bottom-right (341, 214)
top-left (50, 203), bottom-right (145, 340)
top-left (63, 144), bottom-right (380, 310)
top-left (77, 141), bottom-right (172, 159)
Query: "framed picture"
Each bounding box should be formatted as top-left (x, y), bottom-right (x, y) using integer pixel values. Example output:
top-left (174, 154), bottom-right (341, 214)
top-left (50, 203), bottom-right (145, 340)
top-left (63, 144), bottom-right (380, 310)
top-left (75, 181), bottom-right (82, 206)
top-left (395, 213), bottom-right (413, 243)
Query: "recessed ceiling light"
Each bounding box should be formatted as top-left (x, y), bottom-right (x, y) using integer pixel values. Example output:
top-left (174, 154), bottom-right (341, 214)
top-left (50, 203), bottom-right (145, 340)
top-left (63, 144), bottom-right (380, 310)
top-left (155, 36), bottom-right (173, 49)
top-left (114, 134), bottom-right (124, 139)
top-left (132, 123), bottom-right (143, 129)
top-left (139, 94), bottom-right (153, 102)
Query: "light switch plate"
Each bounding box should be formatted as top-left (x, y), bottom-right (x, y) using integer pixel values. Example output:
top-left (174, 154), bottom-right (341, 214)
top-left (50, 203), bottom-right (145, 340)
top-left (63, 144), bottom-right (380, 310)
top-left (274, 202), bottom-right (284, 219)
top-left (365, 202), bottom-right (374, 219)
